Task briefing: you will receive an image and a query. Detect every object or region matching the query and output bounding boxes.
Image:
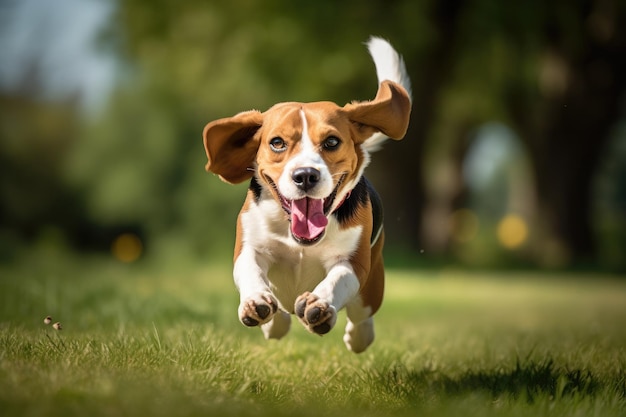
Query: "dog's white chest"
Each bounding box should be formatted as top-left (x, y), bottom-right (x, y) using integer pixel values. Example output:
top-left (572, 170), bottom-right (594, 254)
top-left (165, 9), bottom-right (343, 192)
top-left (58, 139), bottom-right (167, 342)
top-left (239, 200), bottom-right (362, 310)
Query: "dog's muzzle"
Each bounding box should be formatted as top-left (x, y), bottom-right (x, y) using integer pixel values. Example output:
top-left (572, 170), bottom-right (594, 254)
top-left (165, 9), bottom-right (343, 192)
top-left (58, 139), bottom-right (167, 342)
top-left (263, 173), bottom-right (346, 245)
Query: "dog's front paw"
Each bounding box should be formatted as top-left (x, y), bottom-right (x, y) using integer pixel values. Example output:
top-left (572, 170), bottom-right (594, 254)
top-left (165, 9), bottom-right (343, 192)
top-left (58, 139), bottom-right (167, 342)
top-left (239, 293), bottom-right (278, 327)
top-left (294, 292), bottom-right (337, 335)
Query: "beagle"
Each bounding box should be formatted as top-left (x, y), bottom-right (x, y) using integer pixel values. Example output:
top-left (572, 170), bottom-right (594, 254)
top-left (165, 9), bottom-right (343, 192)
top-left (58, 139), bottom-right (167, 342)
top-left (202, 37), bottom-right (411, 353)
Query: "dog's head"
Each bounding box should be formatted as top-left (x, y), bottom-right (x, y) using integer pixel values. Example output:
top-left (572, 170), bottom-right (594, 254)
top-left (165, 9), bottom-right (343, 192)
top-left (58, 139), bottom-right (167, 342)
top-left (203, 80), bottom-right (410, 245)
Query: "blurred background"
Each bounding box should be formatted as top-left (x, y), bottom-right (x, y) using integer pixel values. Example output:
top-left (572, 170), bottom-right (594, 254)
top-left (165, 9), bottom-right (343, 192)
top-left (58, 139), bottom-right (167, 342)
top-left (0, 0), bottom-right (624, 271)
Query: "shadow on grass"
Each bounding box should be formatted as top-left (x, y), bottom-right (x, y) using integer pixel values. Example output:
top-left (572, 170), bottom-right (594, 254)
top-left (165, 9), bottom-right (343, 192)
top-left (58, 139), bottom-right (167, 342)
top-left (376, 358), bottom-right (625, 404)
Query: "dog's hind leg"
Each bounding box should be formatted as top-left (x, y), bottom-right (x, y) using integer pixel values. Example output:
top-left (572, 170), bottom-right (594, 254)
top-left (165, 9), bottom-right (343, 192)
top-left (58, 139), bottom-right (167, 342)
top-left (261, 309), bottom-right (291, 340)
top-left (344, 317), bottom-right (374, 353)
top-left (343, 302), bottom-right (375, 353)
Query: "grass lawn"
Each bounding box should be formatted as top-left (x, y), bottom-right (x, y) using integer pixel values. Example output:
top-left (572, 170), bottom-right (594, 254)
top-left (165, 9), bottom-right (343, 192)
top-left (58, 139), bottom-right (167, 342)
top-left (1, 251), bottom-right (625, 417)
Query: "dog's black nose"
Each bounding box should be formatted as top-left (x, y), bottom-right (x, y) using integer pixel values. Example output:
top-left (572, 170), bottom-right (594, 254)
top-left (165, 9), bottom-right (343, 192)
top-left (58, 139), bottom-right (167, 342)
top-left (292, 167), bottom-right (320, 191)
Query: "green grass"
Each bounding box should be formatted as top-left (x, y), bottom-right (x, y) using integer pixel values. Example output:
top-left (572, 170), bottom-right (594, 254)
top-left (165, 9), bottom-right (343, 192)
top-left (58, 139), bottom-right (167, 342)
top-left (1, 251), bottom-right (625, 417)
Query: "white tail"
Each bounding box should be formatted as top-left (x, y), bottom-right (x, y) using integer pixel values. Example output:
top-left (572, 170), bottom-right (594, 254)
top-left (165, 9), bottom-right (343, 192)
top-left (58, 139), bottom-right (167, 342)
top-left (363, 37), bottom-right (412, 152)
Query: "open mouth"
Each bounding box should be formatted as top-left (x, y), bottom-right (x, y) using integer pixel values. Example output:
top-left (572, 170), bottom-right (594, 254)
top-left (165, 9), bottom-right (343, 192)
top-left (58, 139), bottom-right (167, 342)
top-left (263, 173), bottom-right (346, 245)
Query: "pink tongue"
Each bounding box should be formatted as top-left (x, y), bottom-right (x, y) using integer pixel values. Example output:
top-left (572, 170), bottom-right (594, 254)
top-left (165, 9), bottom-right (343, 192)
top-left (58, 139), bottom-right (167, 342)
top-left (291, 198), bottom-right (328, 240)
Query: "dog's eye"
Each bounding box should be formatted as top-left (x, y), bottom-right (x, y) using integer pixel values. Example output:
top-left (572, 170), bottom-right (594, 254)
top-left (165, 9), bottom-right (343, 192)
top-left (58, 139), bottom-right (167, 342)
top-left (323, 136), bottom-right (341, 151)
top-left (269, 137), bottom-right (287, 153)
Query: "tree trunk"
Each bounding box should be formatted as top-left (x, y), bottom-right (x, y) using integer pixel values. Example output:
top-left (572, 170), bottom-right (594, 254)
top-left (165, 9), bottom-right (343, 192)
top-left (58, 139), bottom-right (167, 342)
top-left (371, 0), bottom-right (466, 251)
top-left (509, 1), bottom-right (626, 265)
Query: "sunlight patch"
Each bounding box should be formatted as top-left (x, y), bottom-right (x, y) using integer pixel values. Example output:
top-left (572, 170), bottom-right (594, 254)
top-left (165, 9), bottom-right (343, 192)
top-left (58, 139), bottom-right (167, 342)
top-left (497, 214), bottom-right (528, 249)
top-left (111, 233), bottom-right (143, 263)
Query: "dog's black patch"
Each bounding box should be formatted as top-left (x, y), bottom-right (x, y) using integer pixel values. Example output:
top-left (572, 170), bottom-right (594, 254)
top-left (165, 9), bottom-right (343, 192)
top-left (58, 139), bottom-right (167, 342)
top-left (367, 178), bottom-right (384, 245)
top-left (333, 176), bottom-right (383, 245)
top-left (249, 176), bottom-right (263, 202)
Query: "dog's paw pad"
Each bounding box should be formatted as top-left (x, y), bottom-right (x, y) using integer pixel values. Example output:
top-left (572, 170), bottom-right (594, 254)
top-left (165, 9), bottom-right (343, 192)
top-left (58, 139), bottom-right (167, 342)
top-left (242, 316), bottom-right (259, 327)
top-left (255, 304), bottom-right (272, 320)
top-left (306, 306), bottom-right (323, 325)
top-left (294, 292), bottom-right (336, 335)
top-left (312, 322), bottom-right (332, 335)
top-left (239, 293), bottom-right (278, 327)
top-left (295, 297), bottom-right (307, 319)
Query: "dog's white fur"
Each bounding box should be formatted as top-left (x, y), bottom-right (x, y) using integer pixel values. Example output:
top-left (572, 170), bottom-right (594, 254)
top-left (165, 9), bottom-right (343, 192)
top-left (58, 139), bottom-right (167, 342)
top-left (363, 37), bottom-right (412, 153)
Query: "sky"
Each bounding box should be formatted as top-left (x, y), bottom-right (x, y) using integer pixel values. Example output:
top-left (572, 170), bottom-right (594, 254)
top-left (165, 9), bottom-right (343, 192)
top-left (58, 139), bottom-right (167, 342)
top-left (0, 0), bottom-right (117, 111)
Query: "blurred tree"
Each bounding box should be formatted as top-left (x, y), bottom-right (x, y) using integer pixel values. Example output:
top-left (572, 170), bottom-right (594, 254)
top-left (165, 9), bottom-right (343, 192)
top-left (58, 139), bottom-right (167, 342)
top-left (372, 0), bottom-right (466, 253)
top-left (0, 0), bottom-right (119, 258)
top-left (72, 0), bottom-right (626, 266)
top-left (0, 92), bottom-right (82, 255)
top-left (69, 0), bottom-right (437, 259)
top-left (4, 0), bottom-right (624, 268)
top-left (390, 0), bottom-right (626, 266)
top-left (502, 0), bottom-right (626, 265)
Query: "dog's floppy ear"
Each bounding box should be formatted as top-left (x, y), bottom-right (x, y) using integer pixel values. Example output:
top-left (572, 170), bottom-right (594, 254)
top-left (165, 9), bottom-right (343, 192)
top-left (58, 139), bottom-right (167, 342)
top-left (203, 110), bottom-right (263, 184)
top-left (343, 80), bottom-right (411, 142)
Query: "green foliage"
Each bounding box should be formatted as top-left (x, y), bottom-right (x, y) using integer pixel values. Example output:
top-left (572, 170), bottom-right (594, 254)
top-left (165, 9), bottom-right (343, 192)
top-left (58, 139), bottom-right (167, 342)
top-left (0, 96), bottom-right (82, 255)
top-left (63, 0), bottom-right (438, 259)
top-left (2, 0), bottom-right (626, 267)
top-left (1, 257), bottom-right (625, 416)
